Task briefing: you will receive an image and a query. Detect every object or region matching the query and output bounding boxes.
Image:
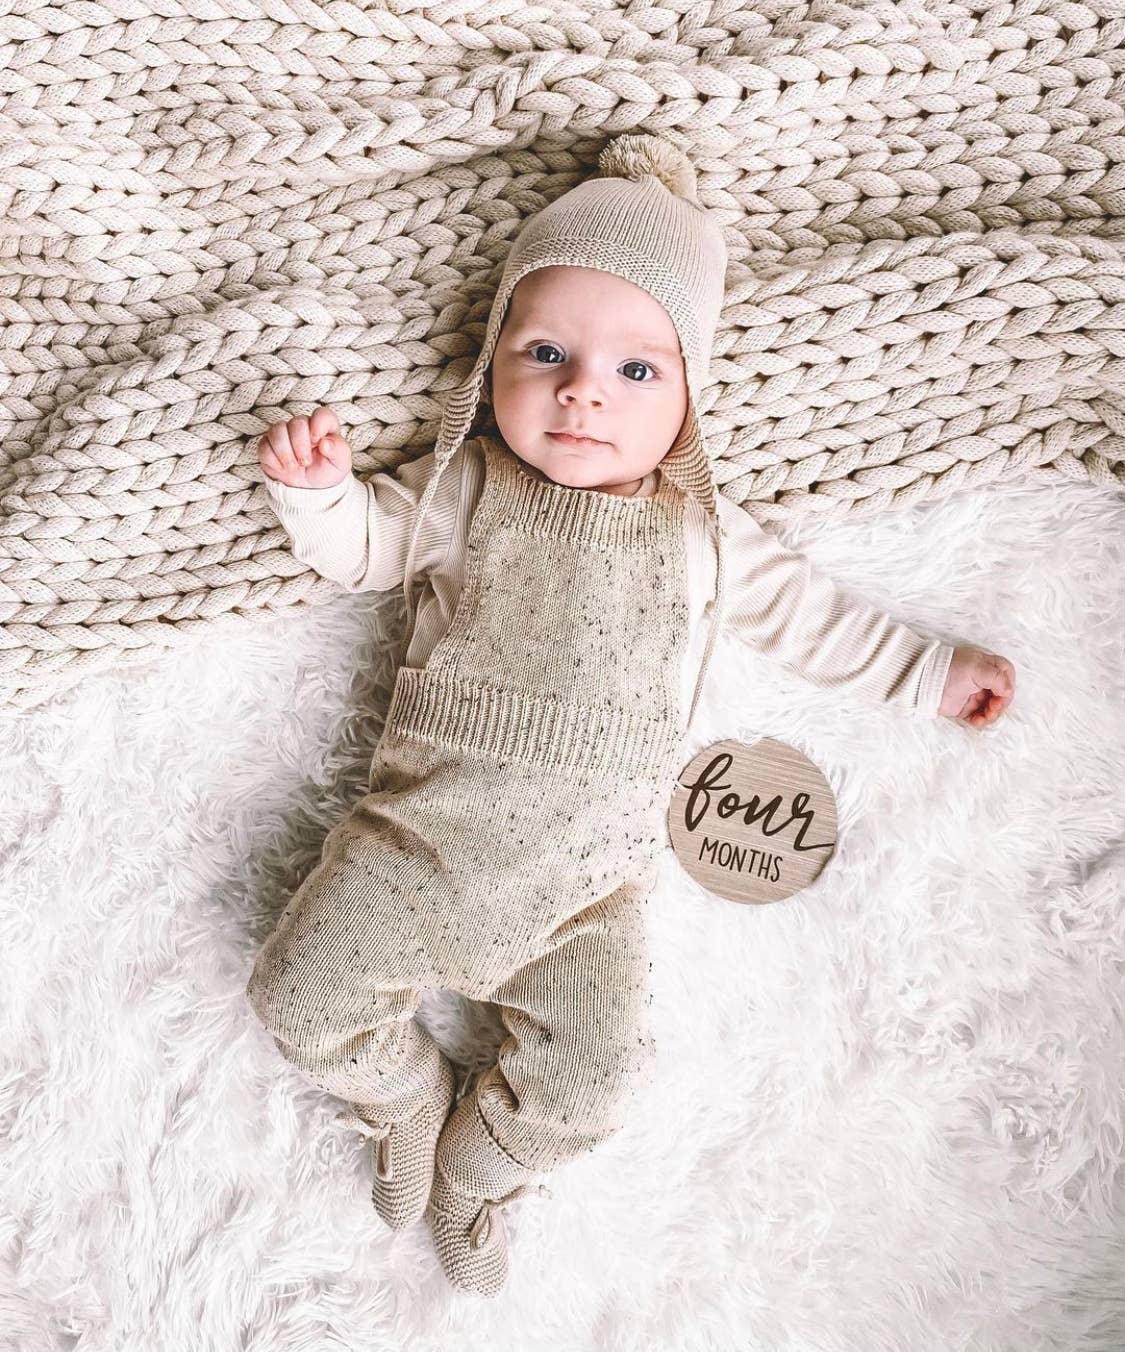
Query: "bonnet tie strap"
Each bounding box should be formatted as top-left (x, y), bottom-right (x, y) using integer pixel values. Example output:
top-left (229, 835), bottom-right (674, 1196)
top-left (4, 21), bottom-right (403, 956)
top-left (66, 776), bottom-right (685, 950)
top-left (687, 504), bottom-right (726, 727)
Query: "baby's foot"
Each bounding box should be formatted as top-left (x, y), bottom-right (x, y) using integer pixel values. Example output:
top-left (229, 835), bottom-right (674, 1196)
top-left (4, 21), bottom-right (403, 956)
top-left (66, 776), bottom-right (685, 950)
top-left (425, 1166), bottom-right (551, 1297)
top-left (336, 1051), bottom-right (457, 1230)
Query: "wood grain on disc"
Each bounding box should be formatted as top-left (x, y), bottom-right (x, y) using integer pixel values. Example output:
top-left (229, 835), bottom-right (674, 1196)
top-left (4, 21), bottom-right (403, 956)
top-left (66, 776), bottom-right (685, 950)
top-left (667, 738), bottom-right (838, 905)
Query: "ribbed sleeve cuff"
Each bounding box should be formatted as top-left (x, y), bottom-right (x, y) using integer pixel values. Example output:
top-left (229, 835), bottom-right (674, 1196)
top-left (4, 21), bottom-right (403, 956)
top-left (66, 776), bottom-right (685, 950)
top-left (264, 474), bottom-right (358, 514)
top-left (918, 641), bottom-right (957, 719)
top-left (263, 473), bottom-right (373, 590)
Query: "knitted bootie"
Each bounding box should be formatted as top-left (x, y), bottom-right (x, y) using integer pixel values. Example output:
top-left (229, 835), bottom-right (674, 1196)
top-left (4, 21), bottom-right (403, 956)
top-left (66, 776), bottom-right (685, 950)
top-left (335, 1050), bottom-right (458, 1230)
top-left (424, 1065), bottom-right (556, 1294)
top-left (425, 1164), bottom-right (552, 1297)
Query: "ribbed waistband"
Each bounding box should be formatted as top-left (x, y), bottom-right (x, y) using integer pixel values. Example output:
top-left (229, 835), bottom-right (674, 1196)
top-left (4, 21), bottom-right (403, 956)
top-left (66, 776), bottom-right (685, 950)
top-left (381, 666), bottom-right (682, 776)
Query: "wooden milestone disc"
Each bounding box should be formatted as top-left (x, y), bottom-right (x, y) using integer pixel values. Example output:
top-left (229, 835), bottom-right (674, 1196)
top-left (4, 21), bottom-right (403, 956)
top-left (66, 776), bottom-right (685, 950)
top-left (667, 738), bottom-right (838, 905)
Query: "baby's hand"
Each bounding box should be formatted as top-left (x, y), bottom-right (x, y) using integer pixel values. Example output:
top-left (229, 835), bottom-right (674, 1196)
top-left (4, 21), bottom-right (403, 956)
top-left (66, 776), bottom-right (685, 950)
top-left (938, 645), bottom-right (1016, 729)
top-left (258, 406), bottom-right (352, 489)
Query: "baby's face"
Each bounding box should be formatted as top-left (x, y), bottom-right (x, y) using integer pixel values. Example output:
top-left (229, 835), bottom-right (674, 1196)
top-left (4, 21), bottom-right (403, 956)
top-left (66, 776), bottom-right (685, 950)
top-left (486, 266), bottom-right (690, 494)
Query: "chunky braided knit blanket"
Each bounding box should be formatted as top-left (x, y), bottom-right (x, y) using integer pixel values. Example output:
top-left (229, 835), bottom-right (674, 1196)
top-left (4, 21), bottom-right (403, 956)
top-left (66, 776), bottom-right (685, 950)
top-left (3, 1), bottom-right (1124, 711)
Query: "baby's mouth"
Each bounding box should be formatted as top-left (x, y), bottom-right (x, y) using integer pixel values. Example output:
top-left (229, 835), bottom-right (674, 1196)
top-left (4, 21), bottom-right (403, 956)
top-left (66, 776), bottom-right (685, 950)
top-left (547, 431), bottom-right (608, 448)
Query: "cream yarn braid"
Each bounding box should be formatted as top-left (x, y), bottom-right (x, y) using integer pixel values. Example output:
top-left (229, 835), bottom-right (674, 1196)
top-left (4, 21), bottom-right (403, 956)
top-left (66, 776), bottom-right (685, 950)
top-left (2, 0), bottom-right (1124, 711)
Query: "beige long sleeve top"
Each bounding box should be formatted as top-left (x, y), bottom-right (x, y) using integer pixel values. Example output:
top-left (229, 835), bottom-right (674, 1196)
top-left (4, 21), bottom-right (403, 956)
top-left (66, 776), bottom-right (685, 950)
top-left (265, 436), bottom-right (956, 725)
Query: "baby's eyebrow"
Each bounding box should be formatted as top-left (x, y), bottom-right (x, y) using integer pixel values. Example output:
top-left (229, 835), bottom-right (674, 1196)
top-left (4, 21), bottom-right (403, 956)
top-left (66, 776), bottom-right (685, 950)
top-left (621, 336), bottom-right (682, 358)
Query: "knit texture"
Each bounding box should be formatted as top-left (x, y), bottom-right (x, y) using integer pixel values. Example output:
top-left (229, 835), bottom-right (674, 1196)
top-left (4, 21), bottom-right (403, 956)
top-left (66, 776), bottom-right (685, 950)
top-left (334, 1037), bottom-right (457, 1231)
top-left (246, 439), bottom-right (677, 1289)
top-left (426, 1166), bottom-right (552, 1297)
top-left (3, 2), bottom-right (1125, 710)
top-left (390, 442), bottom-right (690, 773)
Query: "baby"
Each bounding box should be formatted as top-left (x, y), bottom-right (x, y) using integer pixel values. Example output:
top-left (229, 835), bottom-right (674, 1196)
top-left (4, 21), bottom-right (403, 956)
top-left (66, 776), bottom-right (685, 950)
top-left (245, 135), bottom-right (1016, 1298)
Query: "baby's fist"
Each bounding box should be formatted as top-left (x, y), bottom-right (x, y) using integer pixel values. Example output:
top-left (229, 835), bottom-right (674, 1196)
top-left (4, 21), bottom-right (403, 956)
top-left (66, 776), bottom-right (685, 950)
top-left (939, 645), bottom-right (1016, 729)
top-left (258, 406), bottom-right (352, 489)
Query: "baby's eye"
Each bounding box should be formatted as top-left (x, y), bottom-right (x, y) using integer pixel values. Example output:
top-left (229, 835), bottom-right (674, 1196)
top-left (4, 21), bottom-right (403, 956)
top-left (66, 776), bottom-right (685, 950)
top-left (620, 360), bottom-right (655, 382)
top-left (528, 345), bottom-right (656, 382)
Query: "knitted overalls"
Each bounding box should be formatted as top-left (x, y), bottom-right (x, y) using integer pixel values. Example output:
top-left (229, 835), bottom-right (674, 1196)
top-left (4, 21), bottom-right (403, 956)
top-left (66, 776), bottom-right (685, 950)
top-left (246, 437), bottom-right (691, 1195)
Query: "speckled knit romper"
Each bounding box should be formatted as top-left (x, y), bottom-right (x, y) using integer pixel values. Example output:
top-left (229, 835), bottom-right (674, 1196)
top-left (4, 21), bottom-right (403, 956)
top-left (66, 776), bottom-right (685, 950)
top-left (246, 436), bottom-right (692, 1194)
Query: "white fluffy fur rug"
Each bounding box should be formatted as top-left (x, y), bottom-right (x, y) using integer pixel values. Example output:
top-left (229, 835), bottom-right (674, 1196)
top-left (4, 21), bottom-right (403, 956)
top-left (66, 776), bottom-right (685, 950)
top-left (2, 474), bottom-right (1123, 1352)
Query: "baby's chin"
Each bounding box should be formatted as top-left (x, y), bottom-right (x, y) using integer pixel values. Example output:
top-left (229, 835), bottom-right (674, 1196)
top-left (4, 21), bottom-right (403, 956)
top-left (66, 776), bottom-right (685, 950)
top-left (504, 435), bottom-right (650, 489)
top-left (512, 445), bottom-right (602, 483)
top-left (546, 461), bottom-right (627, 492)
top-left (546, 438), bottom-right (623, 467)
top-left (542, 454), bottom-right (601, 481)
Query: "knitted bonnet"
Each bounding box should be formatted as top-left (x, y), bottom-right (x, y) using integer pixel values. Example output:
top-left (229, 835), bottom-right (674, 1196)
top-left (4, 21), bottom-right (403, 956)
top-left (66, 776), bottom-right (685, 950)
top-left (401, 133), bottom-right (729, 728)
